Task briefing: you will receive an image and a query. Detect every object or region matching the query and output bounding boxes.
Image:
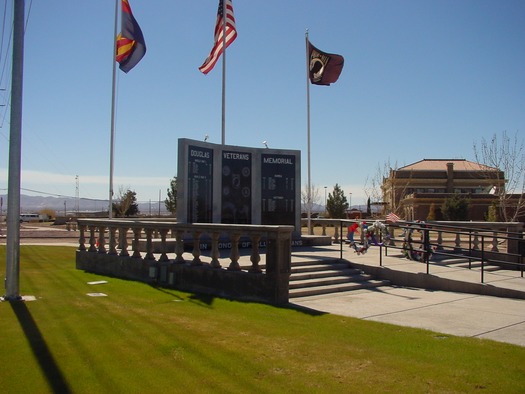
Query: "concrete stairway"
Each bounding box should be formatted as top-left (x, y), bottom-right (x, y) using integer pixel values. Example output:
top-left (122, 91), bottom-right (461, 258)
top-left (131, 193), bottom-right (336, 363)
top-left (289, 259), bottom-right (391, 298)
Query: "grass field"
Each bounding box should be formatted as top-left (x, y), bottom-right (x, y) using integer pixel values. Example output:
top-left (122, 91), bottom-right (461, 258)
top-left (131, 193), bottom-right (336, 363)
top-left (1, 245), bottom-right (524, 393)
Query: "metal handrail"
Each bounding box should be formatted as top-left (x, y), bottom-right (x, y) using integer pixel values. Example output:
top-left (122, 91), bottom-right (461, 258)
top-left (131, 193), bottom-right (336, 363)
top-left (333, 219), bottom-right (524, 283)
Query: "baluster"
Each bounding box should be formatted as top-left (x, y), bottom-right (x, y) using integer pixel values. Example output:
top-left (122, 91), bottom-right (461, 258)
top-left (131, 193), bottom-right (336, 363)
top-left (472, 231), bottom-right (480, 250)
top-left (78, 224), bottom-right (86, 251)
top-left (191, 231), bottom-right (202, 266)
top-left (333, 226), bottom-right (339, 244)
top-left (174, 230), bottom-right (185, 264)
top-left (132, 228), bottom-right (142, 258)
top-left (228, 233), bottom-right (241, 271)
top-left (436, 230), bottom-right (443, 250)
top-left (454, 232), bottom-right (461, 251)
top-left (491, 231), bottom-right (499, 252)
top-left (387, 225), bottom-right (395, 246)
top-left (321, 224), bottom-right (326, 236)
top-left (158, 229), bottom-right (170, 262)
top-left (144, 228), bottom-right (155, 261)
top-left (88, 225), bottom-right (97, 252)
top-left (119, 227), bottom-right (129, 257)
top-left (97, 226), bottom-right (107, 254)
top-left (210, 231), bottom-right (221, 268)
top-left (108, 226), bottom-right (118, 255)
top-left (249, 233), bottom-right (262, 273)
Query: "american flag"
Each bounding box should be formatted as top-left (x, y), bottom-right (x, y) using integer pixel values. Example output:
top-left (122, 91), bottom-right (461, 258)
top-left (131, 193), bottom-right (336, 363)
top-left (199, 0), bottom-right (237, 74)
top-left (386, 212), bottom-right (400, 222)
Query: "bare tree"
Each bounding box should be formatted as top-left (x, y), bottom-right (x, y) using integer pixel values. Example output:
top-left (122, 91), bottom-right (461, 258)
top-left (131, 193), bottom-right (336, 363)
top-left (301, 183), bottom-right (322, 215)
top-left (473, 130), bottom-right (525, 222)
top-left (364, 158), bottom-right (412, 216)
top-left (364, 160), bottom-right (392, 204)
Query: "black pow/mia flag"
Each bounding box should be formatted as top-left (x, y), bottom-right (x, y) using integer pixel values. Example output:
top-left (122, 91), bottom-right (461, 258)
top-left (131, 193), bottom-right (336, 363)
top-left (308, 40), bottom-right (344, 86)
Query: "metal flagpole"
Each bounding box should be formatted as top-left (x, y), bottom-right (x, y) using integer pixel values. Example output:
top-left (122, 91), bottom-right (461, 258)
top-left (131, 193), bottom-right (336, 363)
top-left (108, 0), bottom-right (119, 218)
top-left (5, 0), bottom-right (25, 300)
top-left (305, 30), bottom-right (312, 235)
top-left (221, 0), bottom-right (227, 145)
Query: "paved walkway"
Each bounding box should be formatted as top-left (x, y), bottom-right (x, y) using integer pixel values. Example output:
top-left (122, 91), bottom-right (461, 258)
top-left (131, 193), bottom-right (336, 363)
top-left (288, 244), bottom-right (525, 347)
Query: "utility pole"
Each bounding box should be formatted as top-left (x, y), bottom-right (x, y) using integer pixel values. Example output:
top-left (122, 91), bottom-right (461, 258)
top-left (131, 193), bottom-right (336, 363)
top-left (75, 175), bottom-right (79, 213)
top-left (5, 0), bottom-right (25, 301)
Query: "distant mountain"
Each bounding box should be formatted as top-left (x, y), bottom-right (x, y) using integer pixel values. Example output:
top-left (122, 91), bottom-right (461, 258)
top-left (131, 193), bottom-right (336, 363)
top-left (0, 194), bottom-right (170, 215)
top-left (1, 195), bottom-right (348, 217)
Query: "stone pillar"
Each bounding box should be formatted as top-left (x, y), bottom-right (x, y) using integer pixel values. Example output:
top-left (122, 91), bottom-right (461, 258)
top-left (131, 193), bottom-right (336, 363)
top-left (265, 227), bottom-right (292, 304)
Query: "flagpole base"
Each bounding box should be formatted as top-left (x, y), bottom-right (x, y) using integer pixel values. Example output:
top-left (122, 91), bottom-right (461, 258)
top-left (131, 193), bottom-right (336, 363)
top-left (1, 295), bottom-right (23, 302)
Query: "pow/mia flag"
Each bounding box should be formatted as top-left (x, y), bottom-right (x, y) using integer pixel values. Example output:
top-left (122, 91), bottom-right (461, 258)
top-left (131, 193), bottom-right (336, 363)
top-left (308, 40), bottom-right (344, 86)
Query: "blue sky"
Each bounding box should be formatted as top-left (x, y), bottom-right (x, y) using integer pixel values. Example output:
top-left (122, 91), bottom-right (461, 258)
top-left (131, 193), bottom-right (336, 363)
top-left (0, 0), bottom-right (524, 207)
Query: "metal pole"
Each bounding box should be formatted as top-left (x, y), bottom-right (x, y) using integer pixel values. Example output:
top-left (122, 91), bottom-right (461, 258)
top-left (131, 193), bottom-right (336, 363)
top-left (424, 227), bottom-right (430, 274)
top-left (221, 0), bottom-right (227, 144)
top-left (5, 0), bottom-right (25, 300)
top-left (109, 0), bottom-right (119, 218)
top-left (305, 30), bottom-right (312, 234)
top-left (339, 220), bottom-right (343, 260)
top-left (481, 236), bottom-right (485, 283)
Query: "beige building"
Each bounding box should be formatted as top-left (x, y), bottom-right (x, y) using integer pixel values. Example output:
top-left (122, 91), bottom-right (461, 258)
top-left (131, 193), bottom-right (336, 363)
top-left (382, 159), bottom-right (504, 221)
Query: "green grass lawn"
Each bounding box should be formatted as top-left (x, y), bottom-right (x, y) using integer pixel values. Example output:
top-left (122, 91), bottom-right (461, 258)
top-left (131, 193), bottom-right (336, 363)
top-left (1, 245), bottom-right (524, 393)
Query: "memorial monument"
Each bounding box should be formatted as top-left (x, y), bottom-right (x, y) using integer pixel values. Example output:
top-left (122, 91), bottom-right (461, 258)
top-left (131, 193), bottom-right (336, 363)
top-left (177, 138), bottom-right (301, 232)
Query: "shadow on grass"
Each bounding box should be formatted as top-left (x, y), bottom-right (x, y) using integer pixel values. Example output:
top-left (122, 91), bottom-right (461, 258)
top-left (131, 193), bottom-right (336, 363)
top-left (10, 301), bottom-right (72, 394)
top-left (148, 284), bottom-right (186, 300)
top-left (149, 284), bottom-right (216, 307)
top-left (148, 282), bottom-right (327, 315)
top-left (285, 303), bottom-right (328, 316)
top-left (189, 293), bottom-right (216, 307)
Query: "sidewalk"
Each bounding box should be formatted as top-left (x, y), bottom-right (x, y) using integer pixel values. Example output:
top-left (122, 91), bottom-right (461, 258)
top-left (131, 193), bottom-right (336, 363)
top-left (288, 244), bottom-right (525, 347)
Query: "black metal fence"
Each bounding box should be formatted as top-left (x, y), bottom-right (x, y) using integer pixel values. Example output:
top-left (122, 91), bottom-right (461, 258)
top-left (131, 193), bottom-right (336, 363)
top-left (337, 220), bottom-right (524, 283)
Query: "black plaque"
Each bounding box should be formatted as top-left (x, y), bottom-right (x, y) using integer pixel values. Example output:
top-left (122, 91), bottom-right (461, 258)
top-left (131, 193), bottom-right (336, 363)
top-left (261, 154), bottom-right (296, 225)
top-left (221, 150), bottom-right (252, 224)
top-left (187, 145), bottom-right (213, 223)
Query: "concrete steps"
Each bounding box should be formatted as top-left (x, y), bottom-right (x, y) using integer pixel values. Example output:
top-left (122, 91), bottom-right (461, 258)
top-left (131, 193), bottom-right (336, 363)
top-left (288, 259), bottom-right (390, 298)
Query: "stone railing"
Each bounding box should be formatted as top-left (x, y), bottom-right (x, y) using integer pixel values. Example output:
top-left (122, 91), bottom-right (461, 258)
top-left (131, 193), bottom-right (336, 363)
top-left (75, 219), bottom-right (294, 305)
top-left (301, 218), bottom-right (343, 242)
top-left (424, 221), bottom-right (524, 256)
top-left (304, 219), bottom-right (523, 252)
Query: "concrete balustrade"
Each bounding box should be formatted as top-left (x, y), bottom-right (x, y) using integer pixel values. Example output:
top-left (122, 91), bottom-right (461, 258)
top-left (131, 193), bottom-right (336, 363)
top-left (76, 218), bottom-right (523, 303)
top-left (75, 219), bottom-right (294, 304)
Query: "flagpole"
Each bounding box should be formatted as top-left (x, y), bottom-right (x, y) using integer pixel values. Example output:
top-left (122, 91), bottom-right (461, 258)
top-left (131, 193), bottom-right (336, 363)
top-left (4, 0), bottom-right (25, 300)
top-left (305, 30), bottom-right (312, 235)
top-left (109, 0), bottom-right (119, 219)
top-left (221, 0), bottom-right (227, 145)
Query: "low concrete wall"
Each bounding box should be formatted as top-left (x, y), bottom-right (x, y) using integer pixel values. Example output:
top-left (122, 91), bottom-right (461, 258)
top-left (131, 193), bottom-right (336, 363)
top-left (76, 251), bottom-right (278, 303)
top-left (350, 261), bottom-right (525, 300)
